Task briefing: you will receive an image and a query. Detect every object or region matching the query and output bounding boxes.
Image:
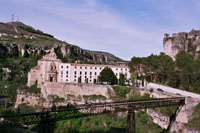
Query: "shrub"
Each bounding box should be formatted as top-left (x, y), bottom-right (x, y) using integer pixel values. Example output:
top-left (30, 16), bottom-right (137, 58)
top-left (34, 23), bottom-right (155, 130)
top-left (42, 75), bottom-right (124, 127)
top-left (129, 93), bottom-right (150, 100)
top-left (112, 85), bottom-right (132, 98)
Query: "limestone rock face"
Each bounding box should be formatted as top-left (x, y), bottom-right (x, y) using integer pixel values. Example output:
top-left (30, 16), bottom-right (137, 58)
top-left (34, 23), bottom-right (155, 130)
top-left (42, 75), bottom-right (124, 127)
top-left (163, 30), bottom-right (200, 60)
top-left (7, 44), bottom-right (18, 56)
top-left (15, 90), bottom-right (43, 107)
top-left (0, 42), bottom-right (124, 64)
top-left (147, 109), bottom-right (170, 129)
top-left (170, 98), bottom-right (200, 133)
top-left (61, 44), bottom-right (67, 57)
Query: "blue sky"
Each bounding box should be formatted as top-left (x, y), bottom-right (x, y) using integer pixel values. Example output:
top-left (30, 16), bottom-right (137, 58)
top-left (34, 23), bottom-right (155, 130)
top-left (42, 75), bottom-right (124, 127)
top-left (0, 0), bottom-right (200, 60)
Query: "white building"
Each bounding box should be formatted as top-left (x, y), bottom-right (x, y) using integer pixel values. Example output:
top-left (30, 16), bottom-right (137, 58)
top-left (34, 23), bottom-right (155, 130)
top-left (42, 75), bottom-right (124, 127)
top-left (27, 52), bottom-right (131, 87)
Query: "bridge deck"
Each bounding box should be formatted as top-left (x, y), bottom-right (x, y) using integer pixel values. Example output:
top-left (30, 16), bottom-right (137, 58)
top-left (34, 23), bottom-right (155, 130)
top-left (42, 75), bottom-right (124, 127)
top-left (0, 97), bottom-right (185, 125)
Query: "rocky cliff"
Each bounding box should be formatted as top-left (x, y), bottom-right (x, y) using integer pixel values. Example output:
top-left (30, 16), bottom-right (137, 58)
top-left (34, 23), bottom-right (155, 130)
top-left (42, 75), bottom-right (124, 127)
top-left (0, 21), bottom-right (125, 64)
top-left (163, 29), bottom-right (200, 60)
top-left (15, 83), bottom-right (116, 108)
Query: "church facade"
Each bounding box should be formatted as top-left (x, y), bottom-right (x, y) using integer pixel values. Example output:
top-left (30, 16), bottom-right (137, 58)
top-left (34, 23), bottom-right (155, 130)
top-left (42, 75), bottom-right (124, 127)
top-left (27, 52), bottom-right (131, 87)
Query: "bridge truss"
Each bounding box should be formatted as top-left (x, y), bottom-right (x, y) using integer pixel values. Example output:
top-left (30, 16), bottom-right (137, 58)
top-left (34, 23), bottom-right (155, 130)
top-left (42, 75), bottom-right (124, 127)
top-left (0, 97), bottom-right (185, 133)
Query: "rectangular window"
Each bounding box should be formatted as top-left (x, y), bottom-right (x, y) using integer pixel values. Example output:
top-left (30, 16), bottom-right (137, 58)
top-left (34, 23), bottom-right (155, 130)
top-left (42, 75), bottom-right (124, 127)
top-left (61, 66), bottom-right (63, 68)
top-left (116, 68), bottom-right (118, 70)
top-left (61, 75), bottom-right (63, 77)
top-left (74, 76), bottom-right (76, 78)
top-left (85, 67), bottom-right (87, 69)
top-left (80, 72), bottom-right (82, 75)
top-left (74, 79), bottom-right (76, 81)
top-left (75, 66), bottom-right (76, 69)
top-left (95, 72), bottom-right (97, 75)
top-left (74, 71), bottom-right (76, 75)
top-left (100, 67), bottom-right (102, 70)
top-left (66, 79), bottom-right (68, 81)
top-left (80, 67), bottom-right (82, 69)
top-left (90, 72), bottom-right (92, 75)
top-left (66, 71), bottom-right (68, 74)
top-left (85, 72), bottom-right (87, 75)
top-left (66, 66), bottom-right (69, 69)
top-left (66, 75), bottom-right (68, 78)
top-left (61, 71), bottom-right (63, 74)
top-left (95, 67), bottom-right (97, 69)
top-left (90, 76), bottom-right (92, 78)
top-left (90, 67), bottom-right (92, 69)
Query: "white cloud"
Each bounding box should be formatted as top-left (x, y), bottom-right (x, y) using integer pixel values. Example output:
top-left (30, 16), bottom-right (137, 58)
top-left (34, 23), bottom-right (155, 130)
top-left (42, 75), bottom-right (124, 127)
top-left (7, 0), bottom-right (164, 59)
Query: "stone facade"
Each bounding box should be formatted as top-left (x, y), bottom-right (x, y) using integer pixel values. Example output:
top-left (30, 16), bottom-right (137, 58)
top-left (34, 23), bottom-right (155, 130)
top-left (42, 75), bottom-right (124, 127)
top-left (27, 51), bottom-right (131, 87)
top-left (27, 51), bottom-right (61, 87)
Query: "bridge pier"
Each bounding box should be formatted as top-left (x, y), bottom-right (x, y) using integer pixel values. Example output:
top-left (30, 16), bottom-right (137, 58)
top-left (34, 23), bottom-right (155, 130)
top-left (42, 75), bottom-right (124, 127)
top-left (39, 111), bottom-right (51, 133)
top-left (126, 110), bottom-right (135, 133)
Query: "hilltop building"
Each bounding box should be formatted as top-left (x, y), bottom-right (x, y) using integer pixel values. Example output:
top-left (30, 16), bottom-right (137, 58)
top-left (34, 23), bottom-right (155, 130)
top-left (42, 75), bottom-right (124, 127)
top-left (27, 52), bottom-right (131, 87)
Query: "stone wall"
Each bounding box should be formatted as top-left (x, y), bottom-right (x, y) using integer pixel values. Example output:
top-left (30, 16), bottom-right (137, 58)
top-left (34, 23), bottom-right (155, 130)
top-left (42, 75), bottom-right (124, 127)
top-left (41, 82), bottom-right (116, 100)
top-left (16, 83), bottom-right (116, 108)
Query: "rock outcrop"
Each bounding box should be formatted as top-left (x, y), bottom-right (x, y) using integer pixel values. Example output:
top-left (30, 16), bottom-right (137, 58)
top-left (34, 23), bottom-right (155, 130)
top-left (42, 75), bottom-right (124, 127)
top-left (16, 83), bottom-right (116, 108)
top-left (138, 89), bottom-right (200, 132)
top-left (170, 98), bottom-right (200, 133)
top-left (163, 29), bottom-right (200, 60)
top-left (147, 109), bottom-right (170, 129)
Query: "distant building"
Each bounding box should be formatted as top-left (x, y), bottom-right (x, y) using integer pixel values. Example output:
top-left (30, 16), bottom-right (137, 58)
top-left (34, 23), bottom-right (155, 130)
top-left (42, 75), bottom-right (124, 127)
top-left (27, 52), bottom-right (131, 87)
top-left (0, 33), bottom-right (8, 37)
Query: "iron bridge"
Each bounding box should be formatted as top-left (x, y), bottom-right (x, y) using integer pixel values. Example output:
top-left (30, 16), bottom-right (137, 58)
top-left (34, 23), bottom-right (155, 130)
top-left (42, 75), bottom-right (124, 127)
top-left (0, 97), bottom-right (185, 133)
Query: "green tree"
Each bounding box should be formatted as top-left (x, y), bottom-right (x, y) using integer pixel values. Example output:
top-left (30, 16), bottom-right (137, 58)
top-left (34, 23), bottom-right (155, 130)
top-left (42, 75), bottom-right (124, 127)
top-left (131, 71), bottom-right (137, 85)
top-left (119, 73), bottom-right (125, 86)
top-left (98, 67), bottom-right (117, 85)
top-left (128, 57), bottom-right (142, 72)
top-left (175, 51), bottom-right (194, 91)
